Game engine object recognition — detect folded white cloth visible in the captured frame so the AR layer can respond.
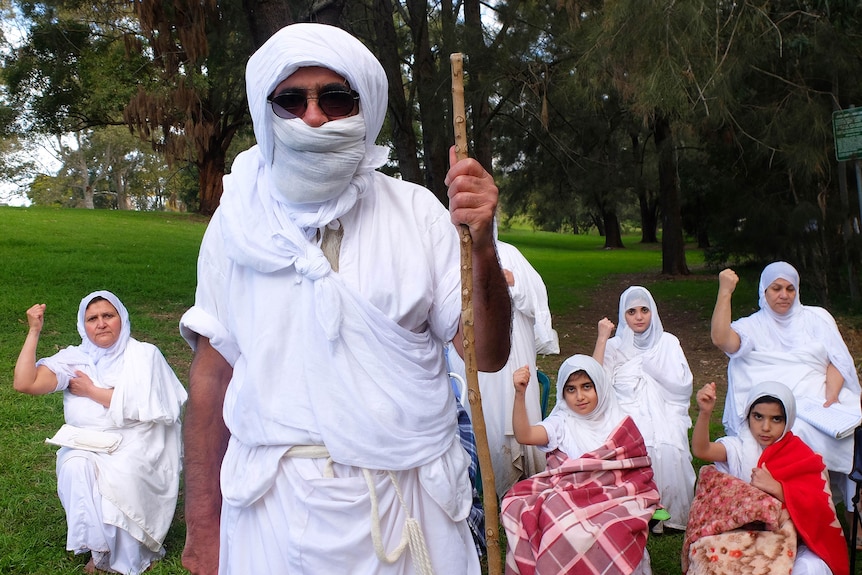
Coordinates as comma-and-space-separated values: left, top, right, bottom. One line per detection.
46, 424, 122, 453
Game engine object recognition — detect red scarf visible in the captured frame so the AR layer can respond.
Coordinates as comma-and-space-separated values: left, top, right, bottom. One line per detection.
759, 431, 848, 575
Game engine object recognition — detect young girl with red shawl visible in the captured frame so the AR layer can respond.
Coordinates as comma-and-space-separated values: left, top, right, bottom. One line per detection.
690, 380, 848, 575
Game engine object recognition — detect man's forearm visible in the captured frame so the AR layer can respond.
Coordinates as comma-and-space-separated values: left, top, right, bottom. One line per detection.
182, 338, 232, 575
470, 241, 512, 372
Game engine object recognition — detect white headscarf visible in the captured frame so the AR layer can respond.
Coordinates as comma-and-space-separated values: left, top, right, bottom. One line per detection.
758, 261, 803, 324
219, 23, 390, 276
246, 23, 388, 168
722, 380, 796, 478
218, 23, 394, 337
615, 285, 664, 354
751, 262, 857, 388
548, 354, 626, 455
37, 290, 131, 388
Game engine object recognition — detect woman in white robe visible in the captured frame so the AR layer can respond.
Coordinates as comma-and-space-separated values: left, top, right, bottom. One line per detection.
710, 261, 861, 504
593, 285, 695, 531
13, 291, 187, 574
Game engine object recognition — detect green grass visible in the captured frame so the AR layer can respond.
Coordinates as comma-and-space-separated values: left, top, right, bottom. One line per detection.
0, 207, 205, 574
0, 207, 857, 574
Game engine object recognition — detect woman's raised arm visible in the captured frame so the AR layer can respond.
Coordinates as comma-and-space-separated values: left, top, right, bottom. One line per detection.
13, 304, 59, 395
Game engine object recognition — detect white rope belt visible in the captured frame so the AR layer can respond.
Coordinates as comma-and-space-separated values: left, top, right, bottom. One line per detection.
284, 445, 434, 574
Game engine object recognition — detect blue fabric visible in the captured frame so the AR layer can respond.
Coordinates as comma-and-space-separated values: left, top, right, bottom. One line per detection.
451, 374, 486, 557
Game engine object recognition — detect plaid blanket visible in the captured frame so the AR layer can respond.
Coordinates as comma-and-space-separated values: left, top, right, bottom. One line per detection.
501, 416, 659, 575
453, 387, 485, 557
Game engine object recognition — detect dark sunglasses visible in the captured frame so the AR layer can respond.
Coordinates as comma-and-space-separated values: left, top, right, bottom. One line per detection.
268, 88, 360, 119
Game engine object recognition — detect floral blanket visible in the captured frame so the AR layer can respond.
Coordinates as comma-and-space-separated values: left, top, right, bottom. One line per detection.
500, 416, 659, 575
682, 465, 796, 575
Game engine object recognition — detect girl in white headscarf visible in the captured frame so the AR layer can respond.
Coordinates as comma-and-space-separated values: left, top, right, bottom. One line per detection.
509, 354, 658, 574
514, 354, 626, 458
692, 381, 846, 575
14, 291, 187, 575
593, 286, 695, 532
711, 262, 861, 507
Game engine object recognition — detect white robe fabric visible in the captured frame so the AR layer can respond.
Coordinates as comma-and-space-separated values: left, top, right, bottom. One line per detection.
602, 286, 695, 530
38, 291, 187, 574
447, 240, 559, 498
724, 262, 861, 477
180, 24, 479, 575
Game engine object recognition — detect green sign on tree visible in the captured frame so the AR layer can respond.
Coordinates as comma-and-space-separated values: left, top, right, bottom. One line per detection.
833, 108, 862, 162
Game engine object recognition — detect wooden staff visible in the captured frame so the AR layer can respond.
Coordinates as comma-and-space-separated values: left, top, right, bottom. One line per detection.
450, 52, 502, 575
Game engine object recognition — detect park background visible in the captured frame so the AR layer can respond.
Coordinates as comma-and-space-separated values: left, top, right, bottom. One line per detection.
2, 206, 862, 574
2, 1, 862, 573
2, 2, 862, 308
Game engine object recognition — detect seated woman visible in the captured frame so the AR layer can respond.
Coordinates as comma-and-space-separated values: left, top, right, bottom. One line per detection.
593, 285, 695, 532
710, 262, 861, 506
689, 380, 847, 575
502, 355, 660, 575
13, 291, 188, 574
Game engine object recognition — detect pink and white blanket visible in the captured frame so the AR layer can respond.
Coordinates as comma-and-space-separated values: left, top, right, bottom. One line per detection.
682, 465, 796, 575
501, 416, 660, 575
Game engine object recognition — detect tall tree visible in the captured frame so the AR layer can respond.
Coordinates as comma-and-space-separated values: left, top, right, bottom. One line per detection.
125, 0, 253, 215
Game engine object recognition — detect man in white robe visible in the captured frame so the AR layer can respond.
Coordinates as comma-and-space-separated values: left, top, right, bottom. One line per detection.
448, 239, 559, 498
178, 23, 511, 575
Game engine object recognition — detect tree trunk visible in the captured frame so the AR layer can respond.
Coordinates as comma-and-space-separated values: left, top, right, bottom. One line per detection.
696, 227, 710, 249
406, 0, 449, 201
654, 112, 689, 275
592, 213, 605, 236
242, 0, 345, 47
368, 0, 422, 186
464, 0, 493, 174
631, 133, 658, 243
638, 194, 659, 243
198, 154, 226, 216
602, 209, 625, 248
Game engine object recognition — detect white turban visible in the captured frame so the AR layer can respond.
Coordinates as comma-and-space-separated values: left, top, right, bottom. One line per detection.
246, 23, 389, 165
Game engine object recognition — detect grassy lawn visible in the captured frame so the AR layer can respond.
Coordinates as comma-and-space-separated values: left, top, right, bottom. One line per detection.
0, 207, 858, 574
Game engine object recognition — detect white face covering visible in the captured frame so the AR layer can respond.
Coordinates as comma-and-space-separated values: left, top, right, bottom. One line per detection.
270, 112, 366, 204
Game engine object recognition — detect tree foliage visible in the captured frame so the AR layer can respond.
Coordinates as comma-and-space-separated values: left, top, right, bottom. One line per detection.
124, 0, 254, 215
4, 1, 862, 297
